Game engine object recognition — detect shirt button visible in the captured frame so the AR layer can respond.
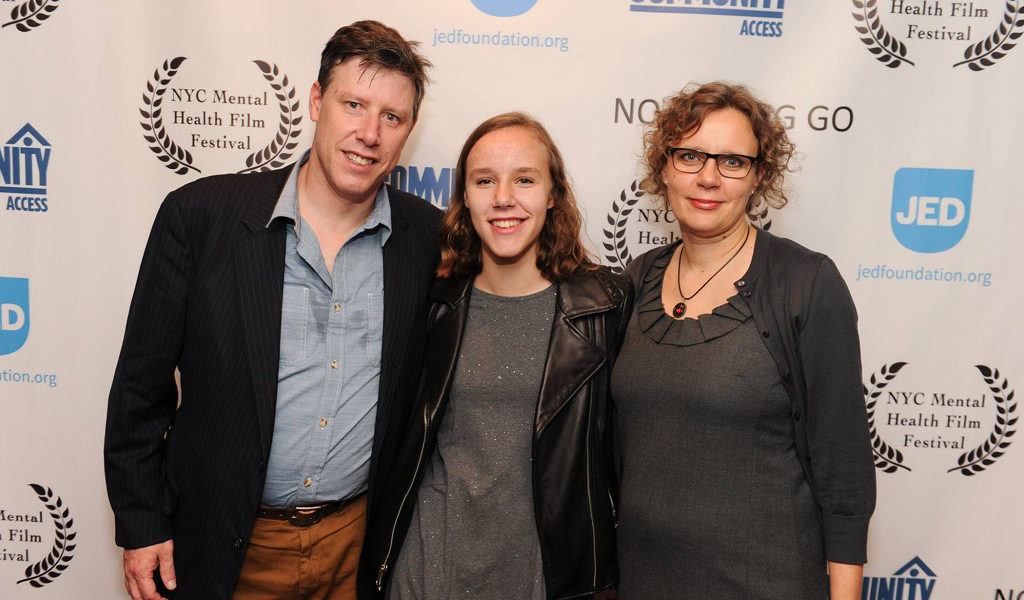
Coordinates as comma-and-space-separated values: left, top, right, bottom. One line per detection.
330, 360, 338, 370
333, 303, 341, 312
304, 477, 312, 487
234, 538, 243, 550
319, 418, 327, 428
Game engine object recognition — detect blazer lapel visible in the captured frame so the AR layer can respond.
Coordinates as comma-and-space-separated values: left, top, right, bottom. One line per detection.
373, 195, 425, 459
234, 168, 291, 456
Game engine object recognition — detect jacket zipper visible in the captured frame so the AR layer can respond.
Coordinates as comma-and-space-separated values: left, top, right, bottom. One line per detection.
584, 319, 598, 589
376, 405, 430, 591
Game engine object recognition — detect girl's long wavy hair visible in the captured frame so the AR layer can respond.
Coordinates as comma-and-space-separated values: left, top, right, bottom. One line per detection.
438, 112, 597, 280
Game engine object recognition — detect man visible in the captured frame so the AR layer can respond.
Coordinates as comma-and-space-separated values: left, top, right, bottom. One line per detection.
105, 21, 439, 600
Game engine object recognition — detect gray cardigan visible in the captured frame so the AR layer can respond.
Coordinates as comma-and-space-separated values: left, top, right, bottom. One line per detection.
625, 227, 876, 564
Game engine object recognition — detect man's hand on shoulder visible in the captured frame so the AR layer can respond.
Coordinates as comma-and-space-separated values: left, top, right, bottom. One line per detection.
124, 539, 176, 600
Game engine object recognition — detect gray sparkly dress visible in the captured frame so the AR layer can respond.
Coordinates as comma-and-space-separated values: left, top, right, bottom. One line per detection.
610, 246, 827, 600
388, 286, 555, 600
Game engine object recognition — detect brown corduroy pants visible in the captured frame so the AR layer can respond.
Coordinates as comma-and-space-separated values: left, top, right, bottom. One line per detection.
232, 495, 366, 600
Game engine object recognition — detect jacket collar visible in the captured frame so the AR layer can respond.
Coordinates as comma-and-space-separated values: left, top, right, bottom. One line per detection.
233, 167, 292, 457
426, 268, 618, 436
238, 168, 291, 232
429, 268, 618, 319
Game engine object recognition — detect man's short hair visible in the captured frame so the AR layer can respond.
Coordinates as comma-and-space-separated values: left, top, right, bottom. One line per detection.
318, 20, 432, 121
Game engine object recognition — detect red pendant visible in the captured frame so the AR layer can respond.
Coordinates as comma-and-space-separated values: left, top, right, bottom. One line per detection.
672, 302, 686, 318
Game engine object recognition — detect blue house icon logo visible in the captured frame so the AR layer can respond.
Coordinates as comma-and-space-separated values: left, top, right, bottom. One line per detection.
863, 556, 937, 600
2, 123, 51, 213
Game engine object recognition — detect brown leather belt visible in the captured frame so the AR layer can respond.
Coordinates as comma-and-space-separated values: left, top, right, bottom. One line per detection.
257, 494, 361, 527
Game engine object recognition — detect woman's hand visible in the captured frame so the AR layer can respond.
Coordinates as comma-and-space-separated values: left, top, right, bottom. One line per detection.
828, 561, 863, 600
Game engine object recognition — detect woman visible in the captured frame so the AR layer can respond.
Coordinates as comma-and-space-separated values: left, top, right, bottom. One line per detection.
611, 82, 875, 600
361, 112, 632, 599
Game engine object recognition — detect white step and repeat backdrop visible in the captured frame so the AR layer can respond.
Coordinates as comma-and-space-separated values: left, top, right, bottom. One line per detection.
1, 1, 1022, 598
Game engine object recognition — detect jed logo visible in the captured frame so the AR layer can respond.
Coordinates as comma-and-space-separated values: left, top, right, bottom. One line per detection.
2, 123, 51, 213
891, 168, 973, 253
862, 556, 936, 600
471, 0, 538, 17
0, 277, 30, 356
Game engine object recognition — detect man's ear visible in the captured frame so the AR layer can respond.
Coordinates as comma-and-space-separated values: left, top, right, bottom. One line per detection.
309, 81, 323, 122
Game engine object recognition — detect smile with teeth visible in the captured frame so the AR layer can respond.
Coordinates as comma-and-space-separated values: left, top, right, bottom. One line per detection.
490, 218, 525, 229
345, 152, 375, 166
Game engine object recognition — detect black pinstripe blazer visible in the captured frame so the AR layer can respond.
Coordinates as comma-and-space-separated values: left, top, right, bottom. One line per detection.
104, 165, 442, 599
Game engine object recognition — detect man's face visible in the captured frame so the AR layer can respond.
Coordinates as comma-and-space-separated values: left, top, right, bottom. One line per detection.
308, 56, 417, 206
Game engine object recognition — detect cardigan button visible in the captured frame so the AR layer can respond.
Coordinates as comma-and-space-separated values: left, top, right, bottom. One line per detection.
761, 331, 770, 338
793, 412, 802, 421
742, 290, 752, 298
736, 280, 746, 288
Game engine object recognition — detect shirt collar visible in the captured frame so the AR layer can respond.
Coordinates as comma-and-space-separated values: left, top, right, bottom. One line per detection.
267, 149, 393, 247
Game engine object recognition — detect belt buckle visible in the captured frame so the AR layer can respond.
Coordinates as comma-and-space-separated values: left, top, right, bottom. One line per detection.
289, 508, 322, 527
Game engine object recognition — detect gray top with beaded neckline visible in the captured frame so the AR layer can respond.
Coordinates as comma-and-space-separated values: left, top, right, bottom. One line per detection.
620, 229, 875, 566
612, 247, 826, 599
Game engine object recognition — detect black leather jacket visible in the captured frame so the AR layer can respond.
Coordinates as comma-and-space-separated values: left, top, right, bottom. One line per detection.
358, 267, 633, 600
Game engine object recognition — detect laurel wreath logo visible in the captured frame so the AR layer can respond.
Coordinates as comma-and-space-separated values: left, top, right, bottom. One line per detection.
863, 362, 912, 473
2, 0, 59, 32
954, 1, 1024, 71
851, 0, 915, 68
140, 57, 201, 175
15, 484, 76, 588
238, 61, 303, 174
749, 197, 773, 232
949, 365, 1017, 475
602, 180, 644, 273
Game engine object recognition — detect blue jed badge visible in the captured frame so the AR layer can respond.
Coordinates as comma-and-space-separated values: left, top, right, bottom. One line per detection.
0, 277, 30, 356
471, 0, 538, 17
891, 168, 973, 253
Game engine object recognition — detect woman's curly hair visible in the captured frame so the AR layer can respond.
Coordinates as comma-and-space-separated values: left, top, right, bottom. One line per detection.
641, 81, 795, 217
438, 112, 596, 280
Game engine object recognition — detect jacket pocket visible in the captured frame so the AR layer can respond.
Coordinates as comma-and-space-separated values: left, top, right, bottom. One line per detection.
160, 464, 180, 517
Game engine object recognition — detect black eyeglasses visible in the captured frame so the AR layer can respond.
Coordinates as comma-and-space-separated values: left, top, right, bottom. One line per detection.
666, 147, 758, 179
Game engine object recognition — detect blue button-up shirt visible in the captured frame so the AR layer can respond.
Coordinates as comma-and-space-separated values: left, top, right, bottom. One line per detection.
261, 150, 391, 507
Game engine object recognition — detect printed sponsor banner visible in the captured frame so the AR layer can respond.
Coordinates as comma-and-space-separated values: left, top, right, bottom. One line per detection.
2, 124, 51, 214
0, 278, 29, 356
0, 484, 76, 590
139, 57, 302, 176
0, 0, 60, 33
851, 0, 1023, 70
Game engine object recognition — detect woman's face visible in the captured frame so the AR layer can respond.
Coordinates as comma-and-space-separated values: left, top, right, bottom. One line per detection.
662, 107, 760, 239
464, 126, 554, 271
